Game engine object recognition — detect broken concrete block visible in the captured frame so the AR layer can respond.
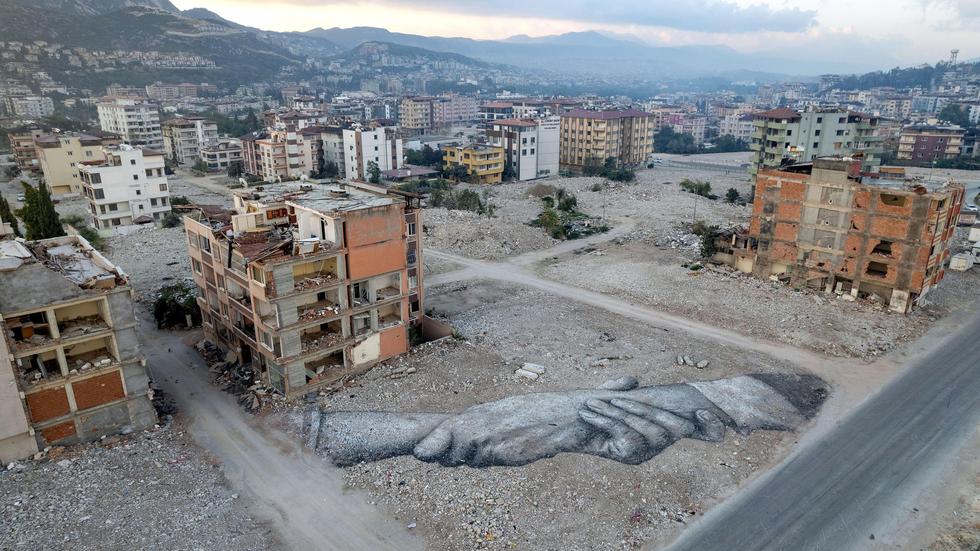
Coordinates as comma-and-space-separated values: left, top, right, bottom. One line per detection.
683, 356, 695, 366
696, 360, 709, 369
521, 363, 545, 375
676, 355, 684, 365
80, 362, 92, 370
514, 368, 539, 380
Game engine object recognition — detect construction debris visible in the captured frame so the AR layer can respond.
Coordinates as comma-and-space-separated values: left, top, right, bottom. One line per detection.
195, 340, 276, 412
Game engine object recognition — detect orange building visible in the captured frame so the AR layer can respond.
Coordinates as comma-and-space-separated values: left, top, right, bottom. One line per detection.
744, 158, 963, 313
183, 181, 423, 396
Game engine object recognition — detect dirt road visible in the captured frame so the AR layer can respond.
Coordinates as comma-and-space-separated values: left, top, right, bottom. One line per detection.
138, 314, 422, 551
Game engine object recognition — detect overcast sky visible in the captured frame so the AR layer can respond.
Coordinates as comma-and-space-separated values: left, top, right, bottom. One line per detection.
172, 0, 978, 70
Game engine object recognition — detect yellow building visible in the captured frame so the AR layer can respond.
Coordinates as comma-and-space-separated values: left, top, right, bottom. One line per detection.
441, 143, 505, 184
36, 132, 120, 195
559, 109, 654, 172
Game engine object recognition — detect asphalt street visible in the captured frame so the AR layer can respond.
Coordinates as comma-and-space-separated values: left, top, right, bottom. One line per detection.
660, 310, 980, 551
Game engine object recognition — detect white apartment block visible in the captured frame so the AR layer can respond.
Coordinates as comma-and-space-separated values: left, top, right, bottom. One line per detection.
719, 113, 755, 142
487, 117, 560, 181
78, 145, 171, 234
343, 125, 403, 181
200, 139, 243, 171
162, 116, 218, 165
4, 95, 54, 118
97, 98, 163, 150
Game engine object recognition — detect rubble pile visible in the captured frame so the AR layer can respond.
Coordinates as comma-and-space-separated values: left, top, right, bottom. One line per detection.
423, 207, 558, 260
58, 315, 108, 339
0, 424, 273, 551
104, 227, 193, 302
298, 304, 342, 322
195, 340, 276, 412
294, 274, 336, 291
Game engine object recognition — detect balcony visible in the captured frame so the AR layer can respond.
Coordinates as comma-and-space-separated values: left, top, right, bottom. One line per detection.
300, 319, 345, 353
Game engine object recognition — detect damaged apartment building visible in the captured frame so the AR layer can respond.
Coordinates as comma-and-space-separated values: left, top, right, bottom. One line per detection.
182, 180, 423, 396
0, 236, 156, 463
716, 158, 963, 313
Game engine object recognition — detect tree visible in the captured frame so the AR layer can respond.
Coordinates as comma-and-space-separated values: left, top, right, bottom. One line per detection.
0, 195, 21, 237
226, 160, 244, 178
938, 104, 971, 127
19, 181, 65, 240
323, 160, 339, 178
192, 158, 209, 173
4, 165, 21, 179
367, 161, 381, 184
725, 188, 740, 203
680, 179, 713, 198
654, 127, 699, 154
712, 135, 751, 153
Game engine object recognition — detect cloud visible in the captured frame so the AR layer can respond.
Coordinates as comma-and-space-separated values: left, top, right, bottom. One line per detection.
917, 0, 980, 29
247, 0, 818, 33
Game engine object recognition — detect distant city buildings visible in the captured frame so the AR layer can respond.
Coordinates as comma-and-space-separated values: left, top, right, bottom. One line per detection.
398, 94, 478, 134
559, 109, 654, 172
8, 128, 45, 174
749, 107, 882, 175
162, 116, 219, 166
3, 95, 54, 118
35, 131, 121, 195
897, 123, 966, 164
97, 98, 163, 150
342, 124, 403, 181
441, 143, 505, 184
77, 145, 172, 233
486, 117, 560, 181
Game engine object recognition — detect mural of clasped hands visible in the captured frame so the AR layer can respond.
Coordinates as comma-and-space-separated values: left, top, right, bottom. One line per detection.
318, 373, 829, 468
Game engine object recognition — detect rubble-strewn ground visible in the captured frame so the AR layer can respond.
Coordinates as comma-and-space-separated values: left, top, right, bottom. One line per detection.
536, 241, 980, 358
103, 226, 193, 302
304, 280, 814, 551
422, 166, 752, 260
0, 422, 277, 551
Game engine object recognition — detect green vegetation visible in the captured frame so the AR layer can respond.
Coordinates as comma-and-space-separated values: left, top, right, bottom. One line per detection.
654, 127, 699, 154
405, 145, 443, 167
170, 195, 192, 206
226, 160, 244, 178
725, 188, 740, 203
837, 62, 980, 91
192, 158, 209, 173
153, 282, 201, 329
18, 181, 65, 240
367, 161, 381, 184
4, 165, 21, 179
680, 178, 715, 199
61, 214, 104, 249
412, 179, 496, 217
162, 212, 183, 228
937, 104, 971, 128
530, 187, 608, 240
583, 157, 635, 182
0, 195, 21, 237
691, 221, 720, 259
711, 135, 752, 153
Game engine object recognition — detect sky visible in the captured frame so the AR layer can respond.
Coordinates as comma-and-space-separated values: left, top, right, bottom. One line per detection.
171, 0, 979, 69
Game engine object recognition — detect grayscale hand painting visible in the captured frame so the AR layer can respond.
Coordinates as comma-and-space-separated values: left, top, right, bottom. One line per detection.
316, 373, 829, 468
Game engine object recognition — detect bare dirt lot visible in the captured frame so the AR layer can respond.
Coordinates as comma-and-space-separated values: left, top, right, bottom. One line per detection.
0, 421, 276, 551
302, 280, 817, 551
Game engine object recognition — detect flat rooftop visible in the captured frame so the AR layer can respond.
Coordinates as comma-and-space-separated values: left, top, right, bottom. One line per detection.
235, 182, 398, 214
0, 236, 127, 314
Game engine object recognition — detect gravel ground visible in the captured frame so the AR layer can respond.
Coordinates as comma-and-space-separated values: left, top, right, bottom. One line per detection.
0, 422, 276, 551
537, 239, 980, 358
102, 226, 193, 302
421, 166, 752, 261
304, 280, 814, 551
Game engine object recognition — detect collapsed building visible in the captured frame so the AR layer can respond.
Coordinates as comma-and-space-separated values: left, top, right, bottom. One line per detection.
0, 236, 157, 463
182, 180, 424, 397
716, 158, 964, 313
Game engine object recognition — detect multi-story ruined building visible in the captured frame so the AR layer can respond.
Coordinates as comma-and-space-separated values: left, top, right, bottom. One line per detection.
0, 236, 157, 463
743, 158, 963, 313
182, 181, 424, 396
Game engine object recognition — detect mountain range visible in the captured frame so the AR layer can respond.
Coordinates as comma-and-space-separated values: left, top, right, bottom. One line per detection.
0, 0, 924, 87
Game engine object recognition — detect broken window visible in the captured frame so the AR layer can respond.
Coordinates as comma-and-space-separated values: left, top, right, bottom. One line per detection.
871, 241, 893, 257
866, 261, 888, 278
880, 194, 907, 207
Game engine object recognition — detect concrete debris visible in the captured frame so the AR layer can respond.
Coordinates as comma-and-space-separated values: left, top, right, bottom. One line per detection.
696, 360, 710, 369
0, 423, 272, 550
521, 363, 546, 375
514, 368, 539, 380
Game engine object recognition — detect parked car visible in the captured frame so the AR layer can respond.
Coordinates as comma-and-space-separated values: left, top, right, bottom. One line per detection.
16, 194, 25, 202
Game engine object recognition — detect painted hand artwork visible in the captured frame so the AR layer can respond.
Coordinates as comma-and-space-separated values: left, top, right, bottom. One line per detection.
317, 374, 828, 468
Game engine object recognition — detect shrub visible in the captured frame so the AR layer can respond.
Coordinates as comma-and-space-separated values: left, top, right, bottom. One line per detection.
528, 183, 558, 198
153, 282, 201, 329
162, 212, 182, 228
725, 188, 740, 203
170, 195, 192, 206
680, 178, 713, 198
590, 183, 603, 192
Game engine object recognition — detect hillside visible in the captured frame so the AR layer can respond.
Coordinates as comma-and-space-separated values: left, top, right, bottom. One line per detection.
334, 41, 494, 68
0, 1, 305, 87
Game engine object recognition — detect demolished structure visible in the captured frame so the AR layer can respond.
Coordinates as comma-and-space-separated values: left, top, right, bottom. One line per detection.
182, 180, 424, 396
719, 158, 964, 313
0, 236, 157, 463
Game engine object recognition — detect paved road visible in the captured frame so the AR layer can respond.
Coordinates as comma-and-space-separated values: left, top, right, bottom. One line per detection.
139, 314, 421, 551
659, 311, 980, 551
